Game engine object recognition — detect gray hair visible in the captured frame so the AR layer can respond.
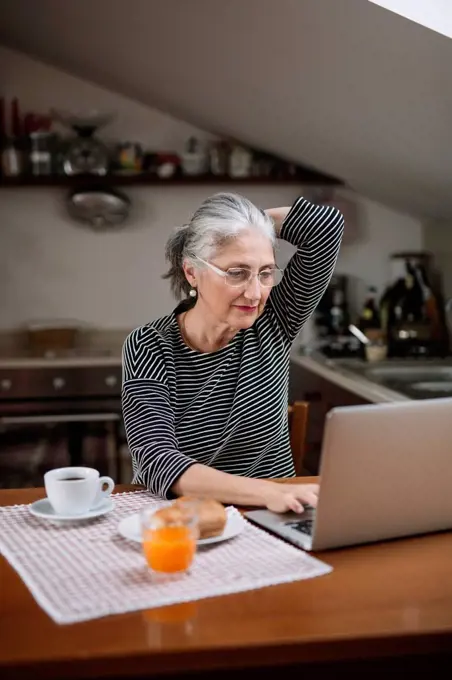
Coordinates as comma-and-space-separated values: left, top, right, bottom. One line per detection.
163, 192, 275, 299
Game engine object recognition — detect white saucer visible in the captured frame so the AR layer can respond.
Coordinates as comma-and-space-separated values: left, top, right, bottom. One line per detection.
118, 508, 244, 546
29, 497, 114, 523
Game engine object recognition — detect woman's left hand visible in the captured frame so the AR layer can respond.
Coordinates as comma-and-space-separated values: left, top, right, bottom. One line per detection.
264, 207, 291, 237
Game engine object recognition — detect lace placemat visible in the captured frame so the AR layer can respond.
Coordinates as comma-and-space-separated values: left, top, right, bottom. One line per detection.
0, 491, 332, 624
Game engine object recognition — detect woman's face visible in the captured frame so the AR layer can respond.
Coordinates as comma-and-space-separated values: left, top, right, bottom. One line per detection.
186, 230, 275, 329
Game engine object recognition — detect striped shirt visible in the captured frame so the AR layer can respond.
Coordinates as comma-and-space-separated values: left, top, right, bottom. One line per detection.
122, 197, 344, 497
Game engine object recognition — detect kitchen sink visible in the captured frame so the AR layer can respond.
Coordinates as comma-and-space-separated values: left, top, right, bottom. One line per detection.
364, 365, 452, 383
410, 381, 452, 393
328, 358, 452, 399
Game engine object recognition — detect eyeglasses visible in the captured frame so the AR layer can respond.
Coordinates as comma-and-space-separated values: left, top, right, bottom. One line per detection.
196, 257, 283, 288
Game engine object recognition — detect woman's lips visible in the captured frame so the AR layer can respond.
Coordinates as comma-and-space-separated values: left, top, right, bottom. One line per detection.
234, 305, 258, 313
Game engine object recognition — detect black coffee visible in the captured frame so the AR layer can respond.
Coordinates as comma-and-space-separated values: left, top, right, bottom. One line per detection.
59, 476, 85, 481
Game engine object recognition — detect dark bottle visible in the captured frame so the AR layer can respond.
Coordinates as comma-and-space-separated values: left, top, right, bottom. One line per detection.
329, 287, 349, 336
380, 254, 446, 357
399, 262, 424, 323
1, 98, 24, 177
359, 286, 380, 331
415, 262, 449, 352
414, 264, 440, 335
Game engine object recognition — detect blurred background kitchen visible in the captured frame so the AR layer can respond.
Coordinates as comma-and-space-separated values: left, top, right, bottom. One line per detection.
1, 0, 452, 488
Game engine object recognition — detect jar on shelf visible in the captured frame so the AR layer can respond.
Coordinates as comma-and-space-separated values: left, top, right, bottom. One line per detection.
1, 139, 23, 177
209, 141, 229, 176
181, 137, 208, 176
228, 144, 252, 178
30, 131, 53, 176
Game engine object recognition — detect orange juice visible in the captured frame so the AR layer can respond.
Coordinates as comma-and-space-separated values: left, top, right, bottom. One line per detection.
143, 525, 196, 573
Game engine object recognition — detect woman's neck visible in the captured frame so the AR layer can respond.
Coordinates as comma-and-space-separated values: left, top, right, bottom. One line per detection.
179, 303, 238, 353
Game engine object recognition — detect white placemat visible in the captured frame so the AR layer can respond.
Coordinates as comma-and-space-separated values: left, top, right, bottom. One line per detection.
0, 491, 332, 624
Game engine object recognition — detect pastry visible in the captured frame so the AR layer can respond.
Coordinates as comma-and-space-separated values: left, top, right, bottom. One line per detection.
175, 496, 227, 539
151, 497, 227, 539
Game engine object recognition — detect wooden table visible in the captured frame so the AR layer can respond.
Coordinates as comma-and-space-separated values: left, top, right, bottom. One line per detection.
1, 481, 452, 679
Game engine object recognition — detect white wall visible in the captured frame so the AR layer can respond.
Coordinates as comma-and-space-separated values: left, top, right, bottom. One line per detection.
0, 185, 302, 330
0, 48, 423, 330
369, 0, 452, 40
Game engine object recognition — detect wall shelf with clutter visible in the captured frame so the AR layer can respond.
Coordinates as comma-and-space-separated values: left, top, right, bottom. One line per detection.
0, 99, 343, 188
0, 98, 343, 229
0, 171, 342, 188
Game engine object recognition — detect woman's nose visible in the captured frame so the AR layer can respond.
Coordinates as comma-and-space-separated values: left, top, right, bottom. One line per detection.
243, 274, 261, 299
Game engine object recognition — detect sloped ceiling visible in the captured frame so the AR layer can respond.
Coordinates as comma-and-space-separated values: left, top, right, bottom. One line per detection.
0, 0, 451, 219
370, 0, 452, 40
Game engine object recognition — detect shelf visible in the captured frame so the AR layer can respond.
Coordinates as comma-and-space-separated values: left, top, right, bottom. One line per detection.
0, 171, 343, 188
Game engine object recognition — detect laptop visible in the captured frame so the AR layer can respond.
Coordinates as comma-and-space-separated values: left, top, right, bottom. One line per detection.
246, 397, 452, 551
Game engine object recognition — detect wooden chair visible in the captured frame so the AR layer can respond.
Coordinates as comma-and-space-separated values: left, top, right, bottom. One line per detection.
288, 401, 309, 476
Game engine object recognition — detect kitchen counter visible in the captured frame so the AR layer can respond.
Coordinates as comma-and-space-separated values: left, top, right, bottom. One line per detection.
0, 329, 126, 369
0, 327, 446, 403
0, 354, 122, 369
290, 350, 410, 403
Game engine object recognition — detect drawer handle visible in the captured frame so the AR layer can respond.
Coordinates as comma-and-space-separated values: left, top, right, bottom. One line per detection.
53, 377, 66, 391
105, 375, 118, 388
0, 379, 12, 391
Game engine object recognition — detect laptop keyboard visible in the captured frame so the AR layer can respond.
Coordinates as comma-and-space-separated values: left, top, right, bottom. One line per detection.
285, 518, 314, 536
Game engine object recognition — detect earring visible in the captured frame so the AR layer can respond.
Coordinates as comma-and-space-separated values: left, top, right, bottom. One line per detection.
189, 287, 197, 298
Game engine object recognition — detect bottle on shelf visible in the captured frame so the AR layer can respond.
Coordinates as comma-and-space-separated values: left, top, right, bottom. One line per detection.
329, 286, 349, 336
1, 97, 24, 178
380, 253, 448, 357
358, 286, 381, 332
414, 262, 445, 343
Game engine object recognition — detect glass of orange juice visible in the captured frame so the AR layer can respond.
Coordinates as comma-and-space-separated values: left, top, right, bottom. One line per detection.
141, 502, 198, 574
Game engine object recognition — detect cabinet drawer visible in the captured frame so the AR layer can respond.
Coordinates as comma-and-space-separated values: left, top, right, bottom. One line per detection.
0, 367, 122, 400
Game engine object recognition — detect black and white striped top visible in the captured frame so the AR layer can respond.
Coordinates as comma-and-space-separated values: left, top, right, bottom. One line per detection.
122, 197, 344, 497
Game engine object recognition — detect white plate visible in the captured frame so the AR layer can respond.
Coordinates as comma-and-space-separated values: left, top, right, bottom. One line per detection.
29, 497, 114, 523
118, 508, 244, 546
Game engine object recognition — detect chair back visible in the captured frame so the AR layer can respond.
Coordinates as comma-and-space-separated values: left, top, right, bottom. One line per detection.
288, 401, 309, 476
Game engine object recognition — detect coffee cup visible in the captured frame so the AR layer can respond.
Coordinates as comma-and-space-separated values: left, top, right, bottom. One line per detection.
44, 467, 115, 516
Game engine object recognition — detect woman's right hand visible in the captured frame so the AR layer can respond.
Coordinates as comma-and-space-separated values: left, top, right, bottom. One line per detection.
263, 483, 319, 514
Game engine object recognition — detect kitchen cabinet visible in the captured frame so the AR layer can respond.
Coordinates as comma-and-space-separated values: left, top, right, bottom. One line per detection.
289, 360, 371, 474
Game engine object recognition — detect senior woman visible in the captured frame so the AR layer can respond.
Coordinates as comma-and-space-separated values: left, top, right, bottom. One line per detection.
122, 192, 344, 513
